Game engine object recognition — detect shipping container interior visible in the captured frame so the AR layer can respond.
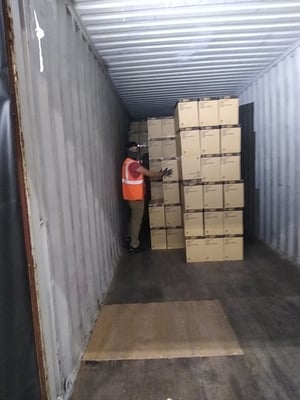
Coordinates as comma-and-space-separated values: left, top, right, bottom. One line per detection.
2, 0, 300, 399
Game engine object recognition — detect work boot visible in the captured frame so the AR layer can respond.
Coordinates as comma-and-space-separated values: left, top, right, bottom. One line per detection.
129, 245, 146, 255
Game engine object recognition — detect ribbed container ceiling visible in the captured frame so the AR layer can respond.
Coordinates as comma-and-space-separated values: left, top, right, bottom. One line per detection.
73, 0, 300, 118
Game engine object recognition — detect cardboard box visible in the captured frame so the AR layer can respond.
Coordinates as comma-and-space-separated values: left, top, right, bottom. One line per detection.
181, 182, 203, 210
200, 127, 220, 155
163, 182, 180, 204
205, 237, 224, 261
223, 182, 244, 208
198, 98, 219, 126
165, 205, 182, 228
147, 118, 162, 139
180, 156, 201, 180
220, 126, 241, 153
161, 159, 179, 182
149, 203, 165, 228
139, 132, 148, 145
219, 97, 239, 125
184, 211, 204, 237
139, 120, 148, 132
149, 159, 162, 170
150, 181, 164, 202
148, 139, 162, 160
129, 121, 139, 132
151, 229, 167, 250
128, 132, 139, 143
176, 129, 200, 156
203, 183, 223, 209
223, 210, 243, 235
204, 211, 224, 236
174, 100, 199, 131
162, 138, 177, 158
161, 117, 175, 137
221, 155, 241, 181
185, 238, 206, 262
167, 228, 185, 249
224, 236, 243, 260
201, 156, 221, 182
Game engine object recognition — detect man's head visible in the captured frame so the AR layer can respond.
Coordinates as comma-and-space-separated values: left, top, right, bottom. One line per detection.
127, 141, 139, 160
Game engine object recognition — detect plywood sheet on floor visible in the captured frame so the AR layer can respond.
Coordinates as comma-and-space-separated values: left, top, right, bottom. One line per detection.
83, 300, 243, 361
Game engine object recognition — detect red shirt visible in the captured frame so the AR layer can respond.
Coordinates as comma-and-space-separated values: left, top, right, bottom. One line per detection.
128, 161, 141, 179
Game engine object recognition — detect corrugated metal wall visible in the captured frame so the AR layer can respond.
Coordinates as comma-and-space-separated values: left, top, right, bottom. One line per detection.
8, 0, 128, 398
239, 42, 300, 266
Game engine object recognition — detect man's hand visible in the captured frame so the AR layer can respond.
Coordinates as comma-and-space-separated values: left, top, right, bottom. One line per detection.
160, 167, 173, 177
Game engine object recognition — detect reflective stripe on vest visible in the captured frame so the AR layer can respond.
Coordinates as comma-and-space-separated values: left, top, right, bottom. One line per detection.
122, 158, 144, 200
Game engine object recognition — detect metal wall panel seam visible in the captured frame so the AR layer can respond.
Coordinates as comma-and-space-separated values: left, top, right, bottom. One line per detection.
286, 53, 297, 259
59, 1, 85, 349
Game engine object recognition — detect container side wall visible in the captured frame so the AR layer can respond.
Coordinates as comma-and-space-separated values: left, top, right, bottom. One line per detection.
240, 43, 300, 266
8, 0, 129, 398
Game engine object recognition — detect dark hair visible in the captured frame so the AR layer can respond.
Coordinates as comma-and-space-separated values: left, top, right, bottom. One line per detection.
127, 141, 138, 149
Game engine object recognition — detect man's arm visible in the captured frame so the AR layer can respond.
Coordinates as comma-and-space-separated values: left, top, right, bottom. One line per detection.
136, 165, 162, 178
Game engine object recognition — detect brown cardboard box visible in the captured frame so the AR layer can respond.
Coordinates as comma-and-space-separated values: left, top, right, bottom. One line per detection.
176, 129, 200, 156
174, 100, 199, 131
167, 228, 185, 249
149, 159, 162, 170
148, 139, 163, 159
162, 138, 177, 158
223, 182, 244, 208
150, 181, 164, 202
163, 182, 180, 204
201, 156, 221, 182
184, 211, 204, 237
165, 205, 182, 228
147, 118, 162, 139
161, 159, 179, 182
219, 97, 239, 125
224, 236, 243, 260
220, 126, 241, 153
180, 156, 201, 180
203, 183, 223, 209
149, 203, 165, 228
139, 132, 148, 145
161, 117, 175, 137
221, 155, 241, 181
185, 238, 206, 262
200, 127, 220, 155
181, 182, 203, 210
204, 211, 224, 236
151, 229, 167, 250
223, 210, 243, 235
128, 132, 139, 143
198, 99, 219, 126
205, 237, 224, 261
139, 120, 148, 132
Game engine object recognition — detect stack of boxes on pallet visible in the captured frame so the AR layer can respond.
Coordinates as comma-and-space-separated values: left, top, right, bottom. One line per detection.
147, 117, 185, 250
128, 119, 148, 159
174, 96, 244, 262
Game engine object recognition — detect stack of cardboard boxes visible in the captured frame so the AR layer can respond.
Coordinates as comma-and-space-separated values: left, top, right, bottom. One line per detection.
147, 117, 185, 250
174, 96, 244, 262
128, 119, 148, 159
129, 96, 244, 262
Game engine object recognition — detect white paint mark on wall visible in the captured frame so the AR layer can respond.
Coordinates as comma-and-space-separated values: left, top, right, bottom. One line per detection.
34, 10, 45, 72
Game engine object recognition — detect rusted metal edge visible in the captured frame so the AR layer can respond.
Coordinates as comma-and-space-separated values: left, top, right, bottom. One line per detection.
2, 1, 49, 399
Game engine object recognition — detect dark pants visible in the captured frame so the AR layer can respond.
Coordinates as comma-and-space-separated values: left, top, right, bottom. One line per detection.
128, 200, 145, 248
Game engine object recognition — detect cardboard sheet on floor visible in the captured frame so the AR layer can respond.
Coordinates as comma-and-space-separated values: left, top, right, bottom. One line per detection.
83, 300, 243, 361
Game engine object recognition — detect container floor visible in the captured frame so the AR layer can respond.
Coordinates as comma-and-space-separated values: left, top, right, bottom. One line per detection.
71, 240, 300, 400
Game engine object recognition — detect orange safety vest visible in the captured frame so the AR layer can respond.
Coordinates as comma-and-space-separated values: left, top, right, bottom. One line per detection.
122, 158, 144, 200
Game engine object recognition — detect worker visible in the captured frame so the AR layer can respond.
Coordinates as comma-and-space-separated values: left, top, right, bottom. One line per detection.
122, 141, 172, 254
